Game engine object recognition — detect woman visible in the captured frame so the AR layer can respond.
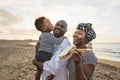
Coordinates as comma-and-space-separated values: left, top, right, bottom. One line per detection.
68, 23, 97, 80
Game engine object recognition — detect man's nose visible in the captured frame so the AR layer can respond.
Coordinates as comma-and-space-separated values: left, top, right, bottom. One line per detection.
56, 26, 61, 30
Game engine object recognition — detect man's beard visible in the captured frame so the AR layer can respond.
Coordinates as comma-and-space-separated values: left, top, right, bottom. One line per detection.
54, 33, 64, 38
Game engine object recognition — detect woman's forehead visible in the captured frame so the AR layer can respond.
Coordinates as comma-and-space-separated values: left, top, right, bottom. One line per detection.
76, 29, 85, 33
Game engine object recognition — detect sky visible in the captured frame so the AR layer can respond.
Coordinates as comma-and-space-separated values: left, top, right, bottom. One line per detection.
0, 0, 120, 43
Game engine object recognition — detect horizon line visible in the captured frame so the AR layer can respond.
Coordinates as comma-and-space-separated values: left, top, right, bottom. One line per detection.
0, 39, 120, 43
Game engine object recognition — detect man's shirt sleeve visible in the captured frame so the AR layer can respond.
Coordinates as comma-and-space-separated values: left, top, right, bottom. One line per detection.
43, 38, 71, 75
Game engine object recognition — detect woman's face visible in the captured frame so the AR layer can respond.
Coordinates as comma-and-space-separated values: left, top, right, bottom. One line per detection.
73, 30, 86, 46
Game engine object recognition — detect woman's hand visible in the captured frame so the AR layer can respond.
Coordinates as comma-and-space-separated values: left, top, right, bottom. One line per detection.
72, 49, 82, 64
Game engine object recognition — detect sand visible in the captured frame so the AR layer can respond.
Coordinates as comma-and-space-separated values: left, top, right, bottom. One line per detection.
0, 40, 120, 80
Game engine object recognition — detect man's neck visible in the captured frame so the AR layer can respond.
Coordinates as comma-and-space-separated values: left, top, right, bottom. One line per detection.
56, 35, 64, 38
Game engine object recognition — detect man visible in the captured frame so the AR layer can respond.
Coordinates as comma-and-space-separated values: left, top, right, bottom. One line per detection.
33, 20, 71, 80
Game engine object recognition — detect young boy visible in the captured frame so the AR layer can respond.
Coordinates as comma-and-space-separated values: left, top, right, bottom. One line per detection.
34, 16, 64, 80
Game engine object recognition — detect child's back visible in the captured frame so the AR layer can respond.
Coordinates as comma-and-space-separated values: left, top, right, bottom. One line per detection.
36, 32, 64, 62
38, 32, 64, 54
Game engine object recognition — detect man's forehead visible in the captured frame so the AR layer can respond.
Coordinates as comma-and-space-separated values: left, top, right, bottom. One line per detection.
57, 21, 65, 24
55, 22, 66, 29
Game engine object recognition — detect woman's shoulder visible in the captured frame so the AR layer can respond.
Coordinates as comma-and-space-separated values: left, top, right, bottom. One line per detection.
82, 51, 97, 65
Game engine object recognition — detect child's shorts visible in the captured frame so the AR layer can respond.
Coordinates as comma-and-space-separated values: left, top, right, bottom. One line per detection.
35, 50, 53, 62
35, 50, 53, 70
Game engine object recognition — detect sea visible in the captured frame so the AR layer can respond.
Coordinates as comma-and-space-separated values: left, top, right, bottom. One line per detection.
93, 43, 120, 62
29, 42, 120, 62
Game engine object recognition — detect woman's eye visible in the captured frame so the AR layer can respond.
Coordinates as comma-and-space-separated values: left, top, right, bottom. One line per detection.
78, 32, 82, 35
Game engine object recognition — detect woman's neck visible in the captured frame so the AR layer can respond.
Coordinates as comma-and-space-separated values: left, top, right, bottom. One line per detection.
76, 44, 86, 49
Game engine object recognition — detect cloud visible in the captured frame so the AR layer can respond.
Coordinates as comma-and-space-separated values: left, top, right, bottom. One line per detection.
0, 9, 23, 27
0, 0, 42, 6
0, 27, 40, 40
0, 29, 4, 34
109, 0, 120, 6
6, 28, 39, 35
0, 0, 119, 42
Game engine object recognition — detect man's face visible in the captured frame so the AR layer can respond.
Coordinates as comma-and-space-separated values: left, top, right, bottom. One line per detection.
53, 21, 67, 37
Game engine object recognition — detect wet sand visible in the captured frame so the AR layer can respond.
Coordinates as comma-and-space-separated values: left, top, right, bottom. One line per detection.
0, 40, 120, 80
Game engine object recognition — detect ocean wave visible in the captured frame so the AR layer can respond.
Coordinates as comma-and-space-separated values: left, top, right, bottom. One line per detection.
93, 48, 120, 54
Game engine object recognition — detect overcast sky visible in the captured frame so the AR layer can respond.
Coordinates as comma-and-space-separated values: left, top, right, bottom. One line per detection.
0, 0, 120, 43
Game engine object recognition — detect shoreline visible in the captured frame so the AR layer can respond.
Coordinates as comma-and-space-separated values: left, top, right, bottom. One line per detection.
98, 59, 120, 68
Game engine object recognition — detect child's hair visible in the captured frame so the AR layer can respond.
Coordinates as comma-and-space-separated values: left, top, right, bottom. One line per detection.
34, 16, 46, 31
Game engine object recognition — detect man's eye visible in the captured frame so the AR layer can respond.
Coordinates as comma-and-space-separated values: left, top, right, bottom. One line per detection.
61, 25, 65, 28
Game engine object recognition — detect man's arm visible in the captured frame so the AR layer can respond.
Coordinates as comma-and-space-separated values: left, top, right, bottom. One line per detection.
43, 38, 71, 75
35, 41, 40, 54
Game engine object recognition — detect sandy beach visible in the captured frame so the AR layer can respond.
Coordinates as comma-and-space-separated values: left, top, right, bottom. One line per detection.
0, 40, 120, 80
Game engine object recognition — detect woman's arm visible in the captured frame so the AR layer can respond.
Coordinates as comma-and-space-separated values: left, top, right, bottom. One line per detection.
73, 51, 95, 80
75, 63, 95, 80
73, 51, 86, 80
83, 64, 95, 80
75, 62, 87, 80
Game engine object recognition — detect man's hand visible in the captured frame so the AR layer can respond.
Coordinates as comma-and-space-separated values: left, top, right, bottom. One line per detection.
59, 48, 75, 60
46, 74, 55, 80
35, 41, 40, 54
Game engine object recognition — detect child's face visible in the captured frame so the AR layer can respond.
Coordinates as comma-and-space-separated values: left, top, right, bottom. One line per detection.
53, 21, 67, 37
42, 18, 53, 32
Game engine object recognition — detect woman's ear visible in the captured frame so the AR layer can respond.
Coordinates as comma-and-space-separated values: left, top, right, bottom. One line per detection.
85, 38, 89, 44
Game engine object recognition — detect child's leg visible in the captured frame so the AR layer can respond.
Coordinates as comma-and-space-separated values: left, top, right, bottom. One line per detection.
46, 74, 55, 80
35, 68, 43, 80
33, 60, 55, 80
33, 59, 43, 69
33, 59, 43, 80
